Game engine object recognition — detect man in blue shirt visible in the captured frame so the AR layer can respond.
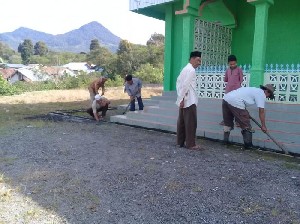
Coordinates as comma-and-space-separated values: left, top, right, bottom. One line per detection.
124, 75, 144, 111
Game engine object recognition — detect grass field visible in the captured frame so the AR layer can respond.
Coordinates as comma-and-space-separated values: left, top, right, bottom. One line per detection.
0, 86, 163, 131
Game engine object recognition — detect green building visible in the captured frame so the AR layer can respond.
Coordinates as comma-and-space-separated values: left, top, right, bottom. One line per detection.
111, 0, 300, 154
130, 0, 300, 103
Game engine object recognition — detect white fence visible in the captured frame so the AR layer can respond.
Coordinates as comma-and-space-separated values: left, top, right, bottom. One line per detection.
129, 0, 175, 10
196, 64, 300, 104
196, 64, 251, 99
264, 64, 300, 103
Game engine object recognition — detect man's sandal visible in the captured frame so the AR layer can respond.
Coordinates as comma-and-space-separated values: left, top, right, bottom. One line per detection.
187, 145, 205, 150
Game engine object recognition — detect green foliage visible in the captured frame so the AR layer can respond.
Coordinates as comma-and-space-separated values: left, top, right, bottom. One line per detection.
117, 40, 135, 75
0, 42, 16, 62
7, 54, 22, 64
0, 32, 165, 94
147, 44, 164, 67
19, 39, 34, 65
13, 80, 58, 92
90, 39, 100, 51
103, 54, 118, 78
105, 75, 124, 87
146, 33, 165, 46
131, 45, 148, 70
86, 46, 113, 69
34, 41, 48, 56
0, 76, 17, 95
30, 55, 52, 65
10, 72, 125, 94
29, 51, 87, 66
60, 72, 101, 89
117, 40, 132, 55
134, 63, 163, 84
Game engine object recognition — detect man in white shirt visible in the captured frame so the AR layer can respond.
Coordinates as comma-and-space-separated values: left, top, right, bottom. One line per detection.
222, 84, 275, 149
176, 51, 202, 150
86, 94, 110, 121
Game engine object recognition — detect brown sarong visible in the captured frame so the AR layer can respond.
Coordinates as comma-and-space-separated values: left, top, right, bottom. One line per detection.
177, 104, 197, 148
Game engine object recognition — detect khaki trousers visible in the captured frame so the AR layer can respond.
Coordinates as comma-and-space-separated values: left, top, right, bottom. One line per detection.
177, 104, 197, 148
222, 100, 252, 131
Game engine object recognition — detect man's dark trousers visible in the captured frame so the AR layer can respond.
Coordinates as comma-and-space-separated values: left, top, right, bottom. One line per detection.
130, 96, 144, 111
177, 104, 197, 148
86, 104, 108, 118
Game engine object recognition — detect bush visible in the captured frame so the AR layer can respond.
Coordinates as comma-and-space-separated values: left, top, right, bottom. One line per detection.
0, 76, 17, 95
134, 63, 163, 84
13, 80, 58, 92
105, 75, 124, 87
8, 73, 126, 95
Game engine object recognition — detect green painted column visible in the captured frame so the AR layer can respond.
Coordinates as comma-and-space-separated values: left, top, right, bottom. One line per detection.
163, 0, 201, 90
249, 0, 274, 87
163, 6, 174, 91
179, 0, 200, 67
180, 14, 196, 67
173, 0, 200, 90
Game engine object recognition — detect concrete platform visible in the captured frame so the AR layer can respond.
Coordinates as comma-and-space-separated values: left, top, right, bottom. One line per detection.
111, 91, 300, 155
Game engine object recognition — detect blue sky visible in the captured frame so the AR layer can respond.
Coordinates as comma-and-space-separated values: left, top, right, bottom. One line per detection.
0, 0, 165, 45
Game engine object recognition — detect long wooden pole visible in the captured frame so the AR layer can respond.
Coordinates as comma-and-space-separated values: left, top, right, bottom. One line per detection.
249, 116, 289, 155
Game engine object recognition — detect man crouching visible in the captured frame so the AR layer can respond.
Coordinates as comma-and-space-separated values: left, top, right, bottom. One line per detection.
86, 94, 110, 121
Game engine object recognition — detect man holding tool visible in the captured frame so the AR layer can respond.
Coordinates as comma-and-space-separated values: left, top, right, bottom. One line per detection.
124, 75, 144, 112
222, 84, 275, 149
88, 75, 108, 102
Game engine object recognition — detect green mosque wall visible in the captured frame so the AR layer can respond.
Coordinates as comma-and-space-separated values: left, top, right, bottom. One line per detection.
266, 0, 300, 64
146, 0, 300, 90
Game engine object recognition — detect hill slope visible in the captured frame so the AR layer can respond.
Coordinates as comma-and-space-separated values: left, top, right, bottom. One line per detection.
0, 21, 121, 53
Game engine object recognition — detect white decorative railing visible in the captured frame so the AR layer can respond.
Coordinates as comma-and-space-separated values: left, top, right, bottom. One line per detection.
195, 64, 300, 104
264, 64, 300, 103
196, 64, 251, 99
129, 0, 175, 10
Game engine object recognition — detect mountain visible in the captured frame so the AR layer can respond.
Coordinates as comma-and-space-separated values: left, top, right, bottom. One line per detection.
0, 21, 121, 53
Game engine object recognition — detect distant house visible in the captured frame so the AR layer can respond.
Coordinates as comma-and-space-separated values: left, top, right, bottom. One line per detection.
9, 68, 49, 83
62, 62, 95, 74
41, 66, 76, 78
5, 64, 26, 69
1, 63, 96, 83
0, 68, 17, 82
13, 68, 39, 83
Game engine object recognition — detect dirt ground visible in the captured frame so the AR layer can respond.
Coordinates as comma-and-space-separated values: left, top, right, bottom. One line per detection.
0, 87, 300, 224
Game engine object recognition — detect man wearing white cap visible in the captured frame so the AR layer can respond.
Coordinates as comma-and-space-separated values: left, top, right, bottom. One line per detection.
222, 84, 275, 149
86, 94, 110, 121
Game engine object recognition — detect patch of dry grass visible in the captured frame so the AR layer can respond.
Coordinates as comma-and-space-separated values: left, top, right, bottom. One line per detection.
0, 86, 162, 105
0, 86, 163, 132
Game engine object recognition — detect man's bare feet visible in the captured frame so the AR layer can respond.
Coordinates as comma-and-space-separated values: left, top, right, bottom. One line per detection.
187, 145, 205, 150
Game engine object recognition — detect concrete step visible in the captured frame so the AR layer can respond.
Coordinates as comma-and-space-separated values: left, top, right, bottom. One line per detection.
110, 114, 297, 154
122, 106, 300, 142
150, 96, 177, 102
110, 114, 177, 133
117, 99, 159, 110
111, 94, 300, 155
122, 110, 300, 144
154, 108, 299, 129
162, 91, 176, 97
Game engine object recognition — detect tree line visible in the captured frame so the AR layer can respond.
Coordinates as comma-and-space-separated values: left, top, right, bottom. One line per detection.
0, 33, 165, 84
